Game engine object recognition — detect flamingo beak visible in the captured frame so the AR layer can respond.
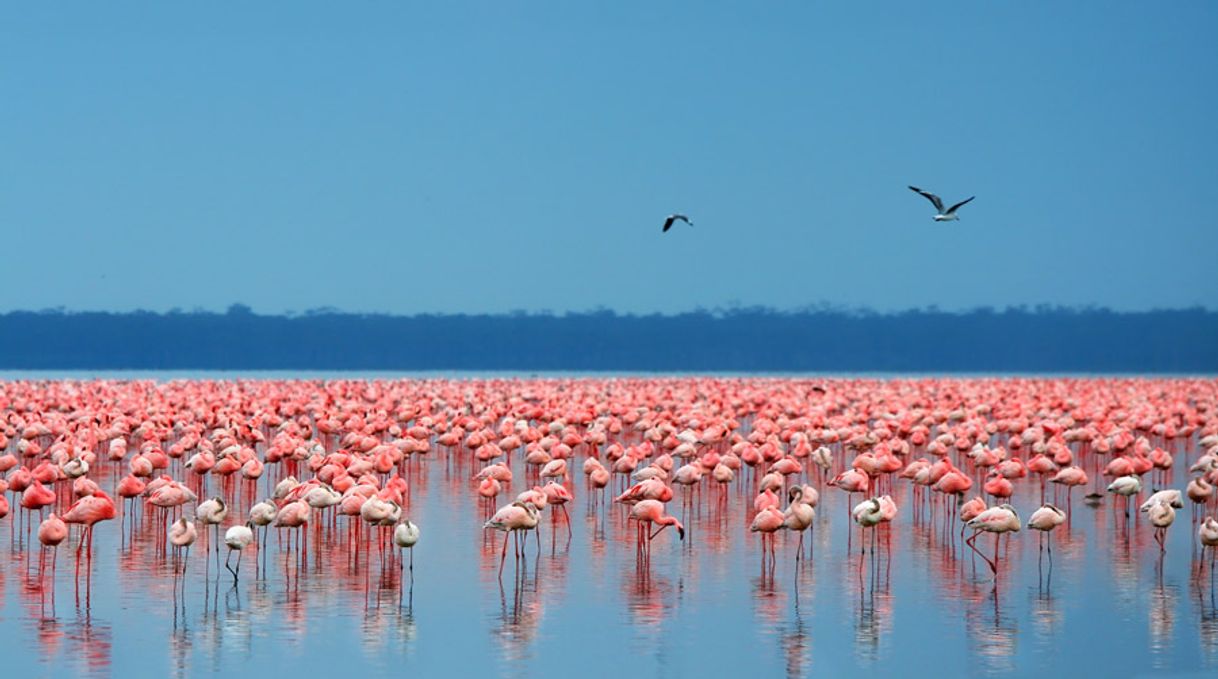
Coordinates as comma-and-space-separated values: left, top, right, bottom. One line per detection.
677, 526, 685, 541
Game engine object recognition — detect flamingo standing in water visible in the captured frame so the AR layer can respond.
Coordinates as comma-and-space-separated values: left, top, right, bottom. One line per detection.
1187, 477, 1213, 522
541, 481, 574, 544
393, 519, 420, 574
1049, 466, 1088, 510
629, 499, 684, 558
484, 500, 540, 577
750, 506, 784, 563
851, 497, 884, 554
393, 518, 420, 606
1145, 501, 1175, 553
195, 497, 228, 569
964, 504, 1020, 578
1027, 504, 1065, 561
62, 491, 117, 564
830, 470, 871, 538
21, 480, 57, 536
168, 517, 197, 573
1200, 517, 1218, 573
274, 499, 312, 563
783, 486, 816, 561
1107, 475, 1142, 522
224, 521, 255, 582
249, 499, 278, 550
37, 512, 68, 573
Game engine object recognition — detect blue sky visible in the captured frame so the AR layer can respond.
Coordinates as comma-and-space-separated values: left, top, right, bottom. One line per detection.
2, 2, 1215, 314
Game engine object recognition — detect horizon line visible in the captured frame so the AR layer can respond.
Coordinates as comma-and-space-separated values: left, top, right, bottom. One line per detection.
1, 303, 1215, 319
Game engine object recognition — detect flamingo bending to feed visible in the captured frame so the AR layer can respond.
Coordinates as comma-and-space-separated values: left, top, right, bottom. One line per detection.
629, 499, 684, 557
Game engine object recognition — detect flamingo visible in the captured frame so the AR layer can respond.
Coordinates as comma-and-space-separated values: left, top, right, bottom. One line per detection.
851, 498, 884, 554
750, 506, 784, 563
629, 499, 684, 557
224, 521, 255, 582
964, 504, 1020, 578
783, 486, 816, 561
1027, 504, 1065, 562
168, 517, 197, 572
484, 501, 540, 577
1200, 517, 1218, 573
249, 498, 278, 548
62, 491, 117, 564
1145, 501, 1175, 552
195, 497, 228, 559
37, 512, 68, 573
393, 519, 420, 573
1106, 475, 1142, 518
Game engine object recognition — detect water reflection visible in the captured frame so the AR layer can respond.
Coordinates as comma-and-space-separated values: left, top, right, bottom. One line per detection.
955, 580, 1016, 675
1149, 581, 1178, 668
492, 557, 544, 666
1196, 579, 1218, 665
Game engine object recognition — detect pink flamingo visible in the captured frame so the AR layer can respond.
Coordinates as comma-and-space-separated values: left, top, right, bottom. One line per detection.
629, 499, 684, 558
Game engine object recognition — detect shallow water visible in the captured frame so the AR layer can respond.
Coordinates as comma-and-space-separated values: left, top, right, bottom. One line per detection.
2, 416, 1218, 678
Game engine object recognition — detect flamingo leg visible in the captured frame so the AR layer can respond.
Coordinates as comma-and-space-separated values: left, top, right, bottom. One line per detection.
965, 531, 996, 574
498, 530, 509, 578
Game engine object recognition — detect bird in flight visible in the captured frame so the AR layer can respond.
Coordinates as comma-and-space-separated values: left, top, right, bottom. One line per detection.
908, 186, 974, 222
662, 214, 693, 233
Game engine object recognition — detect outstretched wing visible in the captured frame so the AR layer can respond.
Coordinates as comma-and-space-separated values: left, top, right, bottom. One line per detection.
662, 216, 676, 232
945, 196, 975, 215
908, 186, 944, 213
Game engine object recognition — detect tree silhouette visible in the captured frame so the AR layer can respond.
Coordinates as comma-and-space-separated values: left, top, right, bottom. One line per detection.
0, 306, 1213, 371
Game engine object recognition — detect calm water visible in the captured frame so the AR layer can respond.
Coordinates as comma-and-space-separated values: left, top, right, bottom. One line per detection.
2, 382, 1217, 678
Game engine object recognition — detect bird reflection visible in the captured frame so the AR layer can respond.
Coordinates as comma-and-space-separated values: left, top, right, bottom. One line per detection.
63, 612, 113, 677
493, 556, 543, 664
624, 565, 673, 630
1195, 579, 1218, 665
1148, 581, 1178, 666
1030, 585, 1063, 643
852, 546, 894, 667
780, 602, 812, 679
964, 592, 1018, 675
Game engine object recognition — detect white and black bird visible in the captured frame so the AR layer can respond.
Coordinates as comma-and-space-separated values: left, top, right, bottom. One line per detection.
908, 186, 974, 221
661, 214, 693, 233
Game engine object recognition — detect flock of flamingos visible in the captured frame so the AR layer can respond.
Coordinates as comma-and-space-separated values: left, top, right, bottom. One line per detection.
2, 377, 1218, 608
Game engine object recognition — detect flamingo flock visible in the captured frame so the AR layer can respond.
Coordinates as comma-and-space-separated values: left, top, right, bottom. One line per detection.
1, 376, 1218, 604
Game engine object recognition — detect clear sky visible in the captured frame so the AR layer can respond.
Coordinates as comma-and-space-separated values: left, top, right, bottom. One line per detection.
3, 2, 1216, 314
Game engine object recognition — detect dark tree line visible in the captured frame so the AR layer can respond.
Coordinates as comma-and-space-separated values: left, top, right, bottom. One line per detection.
0, 305, 1215, 372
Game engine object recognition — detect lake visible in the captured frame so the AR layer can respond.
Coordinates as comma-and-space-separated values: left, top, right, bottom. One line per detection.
1, 376, 1216, 678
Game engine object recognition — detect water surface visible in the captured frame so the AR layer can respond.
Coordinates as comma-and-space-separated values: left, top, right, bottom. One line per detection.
1, 380, 1216, 678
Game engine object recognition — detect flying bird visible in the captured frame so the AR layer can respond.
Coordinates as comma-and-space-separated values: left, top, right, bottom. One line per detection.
908, 186, 974, 221
662, 214, 693, 233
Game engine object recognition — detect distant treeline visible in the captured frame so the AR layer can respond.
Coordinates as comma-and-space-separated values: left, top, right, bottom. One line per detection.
1, 305, 1215, 372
